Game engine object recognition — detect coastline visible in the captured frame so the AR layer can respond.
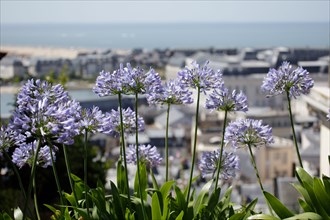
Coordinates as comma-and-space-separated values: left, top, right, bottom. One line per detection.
0, 45, 91, 59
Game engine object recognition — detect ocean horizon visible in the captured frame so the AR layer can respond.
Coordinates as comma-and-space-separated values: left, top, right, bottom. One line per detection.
1, 22, 329, 50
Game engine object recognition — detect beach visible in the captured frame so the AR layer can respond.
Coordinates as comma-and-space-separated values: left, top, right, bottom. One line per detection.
0, 45, 90, 59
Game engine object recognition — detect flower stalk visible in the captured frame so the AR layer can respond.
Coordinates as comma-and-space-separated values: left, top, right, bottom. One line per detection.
247, 144, 273, 215
286, 92, 303, 168
187, 86, 200, 202
84, 130, 90, 219
135, 92, 147, 220
118, 93, 131, 208
23, 139, 41, 220
165, 102, 171, 182
214, 110, 228, 190
48, 142, 65, 209
62, 144, 78, 206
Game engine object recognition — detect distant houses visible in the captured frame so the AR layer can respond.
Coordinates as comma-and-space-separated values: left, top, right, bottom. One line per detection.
1, 47, 329, 82
0, 56, 26, 79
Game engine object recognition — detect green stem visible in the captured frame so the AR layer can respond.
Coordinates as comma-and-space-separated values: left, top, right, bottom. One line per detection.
48, 143, 65, 207
118, 93, 131, 208
214, 110, 228, 190
286, 92, 303, 168
187, 87, 200, 202
32, 169, 41, 220
4, 151, 33, 218
84, 131, 91, 219
165, 103, 171, 182
247, 144, 273, 215
23, 139, 42, 220
63, 144, 78, 206
135, 92, 147, 220
3, 151, 27, 201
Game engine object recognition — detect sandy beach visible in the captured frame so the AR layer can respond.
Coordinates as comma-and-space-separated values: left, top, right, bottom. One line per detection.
0, 45, 91, 59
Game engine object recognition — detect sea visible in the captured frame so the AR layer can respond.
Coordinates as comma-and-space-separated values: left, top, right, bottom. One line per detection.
1, 22, 329, 49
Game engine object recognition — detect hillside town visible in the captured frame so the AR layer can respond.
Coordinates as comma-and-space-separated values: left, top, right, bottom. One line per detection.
1, 46, 329, 212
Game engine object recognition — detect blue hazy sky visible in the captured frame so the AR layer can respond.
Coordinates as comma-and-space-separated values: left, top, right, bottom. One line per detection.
1, 1, 329, 24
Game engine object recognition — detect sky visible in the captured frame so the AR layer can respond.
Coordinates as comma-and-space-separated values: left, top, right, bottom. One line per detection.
1, 1, 329, 24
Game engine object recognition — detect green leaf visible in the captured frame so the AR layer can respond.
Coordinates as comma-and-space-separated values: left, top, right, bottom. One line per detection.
175, 211, 184, 220
207, 187, 221, 211
71, 207, 90, 220
220, 186, 233, 208
150, 168, 160, 190
298, 198, 313, 212
194, 180, 212, 215
263, 191, 294, 219
230, 198, 259, 220
44, 204, 59, 214
110, 181, 124, 220
117, 159, 128, 195
296, 167, 313, 186
0, 212, 13, 220
152, 193, 162, 220
322, 175, 330, 195
174, 185, 187, 211
63, 207, 71, 220
160, 180, 175, 199
291, 183, 313, 210
134, 163, 148, 200
247, 214, 280, 220
161, 196, 171, 220
283, 212, 323, 220
303, 179, 330, 219
245, 198, 258, 211
229, 213, 246, 220
313, 177, 330, 216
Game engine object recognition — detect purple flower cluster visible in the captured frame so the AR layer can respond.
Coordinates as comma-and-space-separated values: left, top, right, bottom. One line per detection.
126, 144, 162, 167
94, 63, 162, 96
261, 61, 314, 98
12, 140, 56, 169
16, 79, 81, 144
101, 107, 145, 137
0, 126, 26, 157
147, 79, 194, 105
16, 79, 70, 111
225, 119, 274, 148
206, 85, 248, 112
199, 150, 239, 179
4, 79, 83, 168
177, 61, 223, 93
80, 106, 106, 134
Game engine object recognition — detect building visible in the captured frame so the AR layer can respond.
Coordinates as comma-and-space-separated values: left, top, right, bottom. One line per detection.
256, 137, 295, 181
0, 56, 26, 79
302, 86, 330, 176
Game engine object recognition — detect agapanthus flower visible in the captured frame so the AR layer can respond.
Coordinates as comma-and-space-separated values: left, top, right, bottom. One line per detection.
147, 79, 194, 105
80, 106, 106, 134
16, 79, 70, 112
199, 150, 239, 179
101, 107, 145, 137
206, 85, 248, 112
12, 140, 56, 169
261, 61, 314, 98
93, 69, 125, 96
11, 80, 81, 145
126, 144, 162, 167
225, 118, 274, 148
0, 125, 26, 157
177, 61, 223, 93
120, 63, 162, 94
